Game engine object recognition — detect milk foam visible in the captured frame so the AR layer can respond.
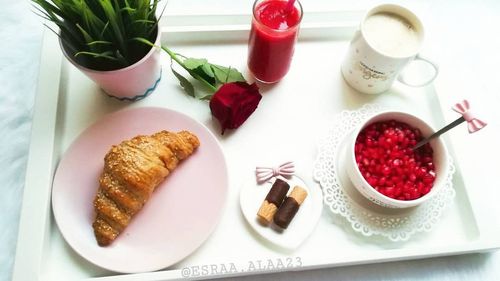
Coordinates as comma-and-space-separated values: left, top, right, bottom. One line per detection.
363, 12, 421, 57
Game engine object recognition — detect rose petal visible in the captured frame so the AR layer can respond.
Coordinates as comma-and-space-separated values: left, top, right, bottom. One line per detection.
209, 82, 262, 134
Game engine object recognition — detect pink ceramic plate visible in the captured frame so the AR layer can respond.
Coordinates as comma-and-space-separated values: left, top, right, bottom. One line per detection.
51, 107, 228, 273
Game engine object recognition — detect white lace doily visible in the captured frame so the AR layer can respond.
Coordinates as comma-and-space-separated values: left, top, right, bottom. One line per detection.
313, 104, 456, 241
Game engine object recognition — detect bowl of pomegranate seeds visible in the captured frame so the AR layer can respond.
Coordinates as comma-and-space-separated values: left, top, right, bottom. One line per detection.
346, 111, 449, 208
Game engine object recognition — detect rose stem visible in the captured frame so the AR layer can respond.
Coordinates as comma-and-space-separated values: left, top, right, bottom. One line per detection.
160, 46, 218, 92
134, 38, 218, 92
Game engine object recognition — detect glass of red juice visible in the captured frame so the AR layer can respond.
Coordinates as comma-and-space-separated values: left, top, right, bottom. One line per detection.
247, 0, 303, 83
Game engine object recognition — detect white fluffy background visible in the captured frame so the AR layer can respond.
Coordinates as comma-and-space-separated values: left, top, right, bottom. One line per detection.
0, 1, 42, 280
1, 1, 499, 281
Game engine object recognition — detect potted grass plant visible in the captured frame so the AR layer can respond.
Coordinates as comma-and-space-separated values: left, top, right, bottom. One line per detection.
32, 0, 163, 100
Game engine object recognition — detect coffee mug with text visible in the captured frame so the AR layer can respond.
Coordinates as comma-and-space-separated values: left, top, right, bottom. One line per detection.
341, 4, 438, 94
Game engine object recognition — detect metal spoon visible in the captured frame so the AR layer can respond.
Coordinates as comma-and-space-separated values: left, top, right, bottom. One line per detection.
412, 116, 465, 150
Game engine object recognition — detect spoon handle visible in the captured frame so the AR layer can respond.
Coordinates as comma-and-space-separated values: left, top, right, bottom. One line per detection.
412, 116, 465, 150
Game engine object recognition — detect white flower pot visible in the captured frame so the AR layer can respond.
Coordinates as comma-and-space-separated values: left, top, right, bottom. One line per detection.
60, 29, 161, 101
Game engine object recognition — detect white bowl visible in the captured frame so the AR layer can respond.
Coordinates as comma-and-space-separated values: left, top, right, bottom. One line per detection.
345, 111, 449, 208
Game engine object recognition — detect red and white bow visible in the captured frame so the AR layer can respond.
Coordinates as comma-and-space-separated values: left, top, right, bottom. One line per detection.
452, 100, 487, 133
256, 161, 295, 183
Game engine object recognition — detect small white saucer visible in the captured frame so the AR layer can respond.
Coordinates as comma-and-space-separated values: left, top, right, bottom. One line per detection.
313, 104, 456, 241
240, 175, 323, 250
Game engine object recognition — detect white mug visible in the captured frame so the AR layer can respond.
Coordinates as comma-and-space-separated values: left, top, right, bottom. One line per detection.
341, 4, 438, 94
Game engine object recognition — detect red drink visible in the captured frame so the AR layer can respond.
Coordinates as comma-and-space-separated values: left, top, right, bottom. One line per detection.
247, 0, 303, 83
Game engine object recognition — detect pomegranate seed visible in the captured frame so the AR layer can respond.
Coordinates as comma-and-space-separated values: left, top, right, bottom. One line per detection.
395, 187, 403, 196
417, 167, 427, 177
385, 186, 395, 196
423, 174, 435, 184
409, 173, 417, 182
417, 182, 426, 194
397, 133, 404, 142
382, 166, 391, 176
366, 138, 374, 147
355, 119, 436, 201
404, 192, 412, 200
367, 177, 378, 186
422, 156, 432, 163
410, 188, 419, 199
379, 177, 386, 185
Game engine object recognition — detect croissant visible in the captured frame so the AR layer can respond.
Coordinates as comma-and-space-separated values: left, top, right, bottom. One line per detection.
93, 130, 200, 246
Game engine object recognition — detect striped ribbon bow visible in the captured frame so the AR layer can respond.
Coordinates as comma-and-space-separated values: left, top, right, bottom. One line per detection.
256, 161, 295, 183
452, 100, 487, 133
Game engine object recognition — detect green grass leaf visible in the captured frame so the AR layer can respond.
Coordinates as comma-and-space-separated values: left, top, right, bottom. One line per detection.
99, 21, 110, 38
76, 23, 95, 44
132, 19, 155, 25
99, 0, 127, 55
75, 51, 118, 61
32, 0, 160, 70
87, 40, 113, 46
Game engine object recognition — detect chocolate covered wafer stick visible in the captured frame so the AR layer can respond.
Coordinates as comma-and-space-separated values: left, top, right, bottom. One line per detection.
257, 178, 290, 223
274, 186, 308, 229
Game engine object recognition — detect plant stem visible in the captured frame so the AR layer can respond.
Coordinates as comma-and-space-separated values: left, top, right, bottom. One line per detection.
160, 45, 218, 92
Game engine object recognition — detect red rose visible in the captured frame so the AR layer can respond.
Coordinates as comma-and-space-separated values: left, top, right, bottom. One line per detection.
209, 82, 262, 135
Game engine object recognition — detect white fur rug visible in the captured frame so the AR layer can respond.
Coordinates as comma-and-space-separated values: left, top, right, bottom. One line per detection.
0, 2, 42, 281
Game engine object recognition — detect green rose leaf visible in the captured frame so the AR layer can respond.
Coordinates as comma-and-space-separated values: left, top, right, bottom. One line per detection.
201, 63, 215, 78
171, 64, 195, 97
160, 46, 248, 99
183, 58, 208, 70
212, 64, 246, 84
182, 58, 217, 86
191, 65, 216, 86
194, 91, 214, 101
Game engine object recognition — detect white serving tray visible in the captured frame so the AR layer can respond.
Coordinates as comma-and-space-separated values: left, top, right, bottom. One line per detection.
12, 11, 500, 281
